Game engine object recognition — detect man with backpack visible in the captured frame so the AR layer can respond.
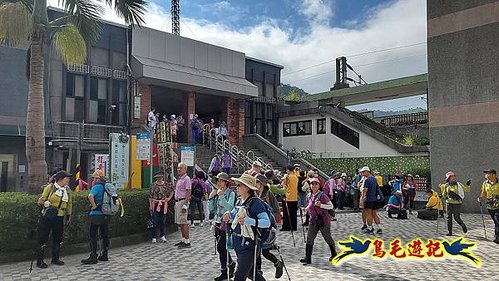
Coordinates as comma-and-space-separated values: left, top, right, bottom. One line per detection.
82, 169, 110, 264
190, 171, 209, 226
223, 174, 271, 281
360, 166, 383, 235
255, 174, 283, 279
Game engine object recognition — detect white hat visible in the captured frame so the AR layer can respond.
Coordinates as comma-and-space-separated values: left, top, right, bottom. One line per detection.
171, 114, 176, 118
359, 166, 371, 173
253, 161, 262, 167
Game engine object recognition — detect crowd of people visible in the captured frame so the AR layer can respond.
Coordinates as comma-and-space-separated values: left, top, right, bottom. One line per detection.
36, 163, 499, 279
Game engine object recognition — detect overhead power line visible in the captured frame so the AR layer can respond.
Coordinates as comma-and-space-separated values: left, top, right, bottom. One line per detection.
282, 41, 426, 77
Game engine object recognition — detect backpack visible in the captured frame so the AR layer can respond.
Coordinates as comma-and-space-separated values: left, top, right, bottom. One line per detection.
246, 197, 277, 249
101, 183, 123, 216
192, 181, 204, 200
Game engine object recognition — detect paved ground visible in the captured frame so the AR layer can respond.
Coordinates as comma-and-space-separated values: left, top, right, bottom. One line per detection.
1, 212, 498, 281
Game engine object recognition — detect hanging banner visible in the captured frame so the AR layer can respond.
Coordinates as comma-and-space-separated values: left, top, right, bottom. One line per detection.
180, 146, 195, 167
94, 154, 109, 177
109, 133, 130, 188
136, 132, 150, 160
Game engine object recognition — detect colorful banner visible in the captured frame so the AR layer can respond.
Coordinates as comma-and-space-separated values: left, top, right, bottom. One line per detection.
109, 133, 130, 189
136, 132, 150, 161
94, 154, 109, 177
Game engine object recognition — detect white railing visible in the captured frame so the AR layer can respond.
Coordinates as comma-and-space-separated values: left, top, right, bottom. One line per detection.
202, 125, 272, 174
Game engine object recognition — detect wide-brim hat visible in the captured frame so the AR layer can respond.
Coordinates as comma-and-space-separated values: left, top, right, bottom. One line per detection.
214, 172, 230, 182
232, 174, 257, 190
91, 169, 105, 179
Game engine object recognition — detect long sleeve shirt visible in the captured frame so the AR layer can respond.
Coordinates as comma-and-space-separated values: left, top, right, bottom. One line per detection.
209, 188, 236, 223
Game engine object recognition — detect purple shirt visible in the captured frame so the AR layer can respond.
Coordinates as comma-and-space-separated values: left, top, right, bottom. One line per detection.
336, 178, 346, 192
175, 174, 191, 200
191, 178, 212, 194
307, 192, 331, 226
221, 154, 231, 168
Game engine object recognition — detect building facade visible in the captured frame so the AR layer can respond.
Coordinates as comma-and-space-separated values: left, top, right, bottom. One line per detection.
427, 0, 499, 212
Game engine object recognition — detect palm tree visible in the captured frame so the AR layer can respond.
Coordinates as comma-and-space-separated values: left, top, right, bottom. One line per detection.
0, 0, 146, 193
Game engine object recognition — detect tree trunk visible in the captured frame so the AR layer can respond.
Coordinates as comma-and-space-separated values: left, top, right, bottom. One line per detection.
26, 36, 48, 194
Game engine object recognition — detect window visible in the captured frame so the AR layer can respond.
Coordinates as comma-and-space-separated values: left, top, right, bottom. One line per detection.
331, 119, 359, 148
317, 118, 326, 134
89, 78, 108, 123
112, 80, 127, 125
65, 73, 86, 121
283, 120, 312, 137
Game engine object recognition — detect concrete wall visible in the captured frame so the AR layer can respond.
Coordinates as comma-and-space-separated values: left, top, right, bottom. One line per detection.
427, 0, 499, 212
278, 113, 403, 158
132, 28, 245, 78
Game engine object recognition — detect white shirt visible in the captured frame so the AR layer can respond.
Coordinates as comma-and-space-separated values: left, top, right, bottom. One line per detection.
148, 111, 156, 129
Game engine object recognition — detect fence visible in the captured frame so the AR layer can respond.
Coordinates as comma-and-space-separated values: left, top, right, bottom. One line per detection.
379, 112, 428, 127
52, 122, 124, 143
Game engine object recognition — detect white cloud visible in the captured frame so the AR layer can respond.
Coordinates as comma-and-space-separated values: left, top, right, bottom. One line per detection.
300, 0, 333, 24
48, 0, 427, 96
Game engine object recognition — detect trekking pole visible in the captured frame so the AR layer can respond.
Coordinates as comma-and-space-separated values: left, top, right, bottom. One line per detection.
284, 200, 296, 247
299, 207, 306, 243
253, 232, 259, 281
479, 201, 487, 239
275, 245, 292, 281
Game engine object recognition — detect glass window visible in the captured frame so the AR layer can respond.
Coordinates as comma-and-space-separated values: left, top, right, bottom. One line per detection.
317, 118, 326, 134
331, 119, 359, 148
74, 99, 85, 121
88, 100, 98, 122
65, 97, 74, 121
112, 80, 127, 126
74, 75, 84, 97
282, 120, 312, 137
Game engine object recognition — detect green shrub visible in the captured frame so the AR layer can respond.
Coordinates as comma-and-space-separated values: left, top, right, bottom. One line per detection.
0, 189, 174, 253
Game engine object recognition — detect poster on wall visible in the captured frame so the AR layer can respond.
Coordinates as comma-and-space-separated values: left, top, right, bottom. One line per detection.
94, 154, 109, 177
109, 133, 130, 189
136, 132, 150, 160
180, 146, 195, 167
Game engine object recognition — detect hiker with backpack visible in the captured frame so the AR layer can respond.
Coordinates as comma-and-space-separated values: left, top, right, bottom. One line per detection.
35, 170, 73, 269
208, 172, 237, 281
81, 169, 111, 264
190, 171, 210, 226
223, 174, 271, 281
300, 177, 337, 265
149, 172, 173, 243
254, 174, 283, 279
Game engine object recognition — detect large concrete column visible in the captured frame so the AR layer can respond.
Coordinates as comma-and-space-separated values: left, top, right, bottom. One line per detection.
427, 1, 499, 212
186, 92, 196, 143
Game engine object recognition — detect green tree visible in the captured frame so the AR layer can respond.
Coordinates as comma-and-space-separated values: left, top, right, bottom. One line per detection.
0, 0, 146, 193
283, 89, 301, 102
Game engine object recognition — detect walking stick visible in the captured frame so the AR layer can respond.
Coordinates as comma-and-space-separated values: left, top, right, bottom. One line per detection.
299, 207, 306, 243
479, 202, 488, 239
284, 200, 296, 247
275, 245, 292, 281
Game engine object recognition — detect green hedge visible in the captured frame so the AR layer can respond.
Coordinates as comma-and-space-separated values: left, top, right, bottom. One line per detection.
309, 156, 431, 178
0, 189, 174, 253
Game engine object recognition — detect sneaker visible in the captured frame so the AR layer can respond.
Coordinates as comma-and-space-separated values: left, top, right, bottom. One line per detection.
446, 233, 453, 236
364, 228, 374, 234
151, 238, 157, 243
160, 236, 167, 243
274, 260, 284, 279
376, 228, 383, 234
361, 225, 367, 231
174, 241, 184, 246
51, 259, 64, 266
178, 242, 191, 249
36, 260, 48, 269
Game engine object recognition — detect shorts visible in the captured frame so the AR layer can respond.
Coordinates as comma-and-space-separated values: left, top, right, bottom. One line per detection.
364, 201, 380, 210
174, 201, 189, 225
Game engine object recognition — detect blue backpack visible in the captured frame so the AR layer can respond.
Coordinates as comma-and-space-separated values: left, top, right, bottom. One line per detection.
245, 197, 277, 249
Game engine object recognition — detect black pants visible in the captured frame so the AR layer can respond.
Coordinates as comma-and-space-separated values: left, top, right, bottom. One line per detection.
336, 191, 345, 209
38, 215, 64, 260
234, 247, 266, 281
282, 201, 298, 231
150, 204, 166, 239
215, 225, 233, 270
190, 199, 204, 223
255, 248, 279, 271
89, 216, 110, 255
447, 204, 466, 234
489, 209, 499, 238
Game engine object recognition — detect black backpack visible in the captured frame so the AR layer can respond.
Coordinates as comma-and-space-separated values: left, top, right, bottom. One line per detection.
192, 182, 204, 200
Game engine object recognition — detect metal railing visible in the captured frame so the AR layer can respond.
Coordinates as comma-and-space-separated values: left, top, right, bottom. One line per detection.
52, 121, 124, 143
202, 125, 272, 174
379, 112, 428, 127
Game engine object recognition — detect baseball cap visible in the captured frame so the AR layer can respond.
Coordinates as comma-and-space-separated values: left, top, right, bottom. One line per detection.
54, 170, 72, 181
483, 169, 497, 174
445, 171, 455, 180
359, 166, 370, 173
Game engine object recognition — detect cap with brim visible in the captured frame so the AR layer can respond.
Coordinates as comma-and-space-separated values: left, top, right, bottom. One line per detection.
253, 161, 262, 167
309, 178, 320, 185
255, 174, 268, 185
214, 172, 230, 182
341, 173, 347, 177
359, 166, 370, 172
406, 174, 413, 178
445, 171, 455, 180
483, 169, 497, 174
153, 172, 164, 178
231, 174, 257, 190
54, 170, 72, 181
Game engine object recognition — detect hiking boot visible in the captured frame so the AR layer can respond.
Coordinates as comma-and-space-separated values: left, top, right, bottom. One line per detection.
388, 213, 393, 218
376, 228, 383, 235
51, 259, 65, 266
36, 259, 48, 269
36, 245, 47, 269
214, 269, 228, 281
51, 243, 64, 265
174, 241, 184, 246
329, 245, 337, 262
160, 236, 167, 243
81, 253, 98, 265
274, 260, 284, 278
361, 225, 367, 231
228, 261, 236, 278
98, 252, 108, 262
178, 242, 191, 249
300, 244, 313, 265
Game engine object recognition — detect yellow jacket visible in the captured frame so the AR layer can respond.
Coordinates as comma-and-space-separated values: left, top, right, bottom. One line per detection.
426, 191, 443, 210
40, 184, 73, 216
481, 180, 499, 210
440, 182, 470, 205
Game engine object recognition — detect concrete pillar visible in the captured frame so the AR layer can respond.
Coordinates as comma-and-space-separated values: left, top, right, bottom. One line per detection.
132, 83, 151, 127
186, 92, 196, 143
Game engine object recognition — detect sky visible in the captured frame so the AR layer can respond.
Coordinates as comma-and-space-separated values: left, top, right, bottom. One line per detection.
48, 0, 428, 111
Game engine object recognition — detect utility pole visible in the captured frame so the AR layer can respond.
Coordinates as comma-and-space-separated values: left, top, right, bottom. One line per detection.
331, 57, 350, 90
171, 0, 180, 35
